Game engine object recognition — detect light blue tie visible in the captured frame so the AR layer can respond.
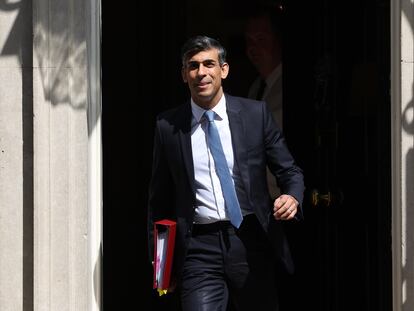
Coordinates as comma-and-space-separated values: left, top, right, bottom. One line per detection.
204, 110, 243, 228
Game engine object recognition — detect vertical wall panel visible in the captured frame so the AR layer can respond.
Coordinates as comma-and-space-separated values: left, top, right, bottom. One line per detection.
33, 0, 98, 310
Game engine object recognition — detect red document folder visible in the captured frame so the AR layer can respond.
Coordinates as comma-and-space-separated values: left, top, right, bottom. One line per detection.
153, 219, 177, 295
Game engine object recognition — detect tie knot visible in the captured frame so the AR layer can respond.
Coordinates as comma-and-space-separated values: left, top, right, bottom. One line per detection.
256, 79, 267, 100
204, 110, 215, 122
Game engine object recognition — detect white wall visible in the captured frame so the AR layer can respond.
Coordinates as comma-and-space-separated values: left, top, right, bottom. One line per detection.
393, 0, 414, 310
0, 0, 101, 310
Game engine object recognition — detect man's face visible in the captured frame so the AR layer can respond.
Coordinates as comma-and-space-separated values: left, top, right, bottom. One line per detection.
245, 16, 279, 70
181, 48, 229, 108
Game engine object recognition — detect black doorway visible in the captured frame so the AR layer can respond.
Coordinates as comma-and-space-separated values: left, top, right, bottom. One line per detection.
102, 1, 391, 310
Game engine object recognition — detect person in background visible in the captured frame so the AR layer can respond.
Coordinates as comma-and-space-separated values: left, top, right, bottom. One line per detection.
245, 4, 284, 199
147, 35, 304, 311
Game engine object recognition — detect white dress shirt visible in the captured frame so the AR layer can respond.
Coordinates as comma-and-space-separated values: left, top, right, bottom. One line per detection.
248, 64, 283, 199
248, 63, 283, 128
190, 95, 244, 224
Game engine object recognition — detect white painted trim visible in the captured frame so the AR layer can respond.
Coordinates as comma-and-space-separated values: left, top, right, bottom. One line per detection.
87, 0, 102, 310
391, 0, 402, 310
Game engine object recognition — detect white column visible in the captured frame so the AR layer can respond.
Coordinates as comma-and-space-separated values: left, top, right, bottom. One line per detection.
33, 0, 101, 310
393, 0, 414, 310
86, 0, 102, 310
0, 7, 24, 311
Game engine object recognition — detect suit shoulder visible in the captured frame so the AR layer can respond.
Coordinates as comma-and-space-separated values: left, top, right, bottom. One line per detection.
225, 94, 266, 113
156, 103, 188, 122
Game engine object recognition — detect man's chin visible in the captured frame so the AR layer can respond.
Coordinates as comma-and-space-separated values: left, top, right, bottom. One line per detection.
192, 93, 213, 104
194, 90, 212, 99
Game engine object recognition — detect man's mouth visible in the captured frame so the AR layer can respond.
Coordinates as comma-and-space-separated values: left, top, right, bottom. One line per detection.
196, 82, 210, 89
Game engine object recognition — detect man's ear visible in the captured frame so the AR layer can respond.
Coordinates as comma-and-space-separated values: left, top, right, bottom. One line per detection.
181, 67, 187, 83
221, 63, 229, 79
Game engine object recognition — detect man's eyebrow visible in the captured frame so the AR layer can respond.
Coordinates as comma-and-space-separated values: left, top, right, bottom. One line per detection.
187, 59, 217, 64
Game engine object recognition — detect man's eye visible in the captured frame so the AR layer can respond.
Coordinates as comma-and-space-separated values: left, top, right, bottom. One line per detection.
188, 63, 199, 70
204, 62, 216, 68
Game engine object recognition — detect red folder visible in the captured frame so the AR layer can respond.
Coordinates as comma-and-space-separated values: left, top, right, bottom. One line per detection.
153, 219, 176, 294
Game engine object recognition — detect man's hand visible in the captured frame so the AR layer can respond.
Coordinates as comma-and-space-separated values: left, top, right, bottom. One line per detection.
273, 194, 299, 220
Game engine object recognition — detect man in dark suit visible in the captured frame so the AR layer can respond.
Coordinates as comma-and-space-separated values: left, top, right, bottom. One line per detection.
245, 4, 285, 200
148, 35, 304, 311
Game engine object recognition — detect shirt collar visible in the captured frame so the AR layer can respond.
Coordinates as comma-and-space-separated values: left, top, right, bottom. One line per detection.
191, 94, 227, 123
265, 63, 282, 88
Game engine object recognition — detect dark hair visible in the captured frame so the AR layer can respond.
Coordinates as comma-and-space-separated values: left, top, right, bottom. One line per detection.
246, 3, 284, 41
181, 35, 227, 67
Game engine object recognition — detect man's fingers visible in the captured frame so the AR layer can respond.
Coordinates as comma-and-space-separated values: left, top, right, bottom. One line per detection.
273, 195, 298, 220
275, 204, 296, 219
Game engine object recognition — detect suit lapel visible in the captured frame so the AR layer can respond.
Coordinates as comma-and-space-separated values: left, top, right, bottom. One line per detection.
226, 95, 250, 194
178, 104, 195, 194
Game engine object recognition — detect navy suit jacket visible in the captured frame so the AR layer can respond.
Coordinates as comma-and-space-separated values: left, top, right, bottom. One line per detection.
148, 93, 305, 280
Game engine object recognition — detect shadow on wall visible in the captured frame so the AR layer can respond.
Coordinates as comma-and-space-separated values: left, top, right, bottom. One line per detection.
0, 0, 30, 63
0, 1, 34, 310
1, 0, 88, 110
33, 1, 88, 110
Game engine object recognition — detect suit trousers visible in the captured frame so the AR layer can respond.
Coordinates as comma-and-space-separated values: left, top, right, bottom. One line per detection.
180, 214, 279, 311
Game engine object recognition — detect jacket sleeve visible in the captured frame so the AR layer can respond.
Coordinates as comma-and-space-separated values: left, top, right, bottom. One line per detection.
147, 117, 175, 264
261, 101, 305, 219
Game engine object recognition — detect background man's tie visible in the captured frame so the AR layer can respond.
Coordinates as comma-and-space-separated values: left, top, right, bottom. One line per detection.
256, 78, 267, 100
204, 110, 243, 228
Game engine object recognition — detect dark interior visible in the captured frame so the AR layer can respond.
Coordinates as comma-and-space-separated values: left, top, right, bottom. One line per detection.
102, 1, 391, 310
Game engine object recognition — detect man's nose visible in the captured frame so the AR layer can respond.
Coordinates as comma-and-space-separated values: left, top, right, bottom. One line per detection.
197, 64, 208, 75
247, 43, 258, 53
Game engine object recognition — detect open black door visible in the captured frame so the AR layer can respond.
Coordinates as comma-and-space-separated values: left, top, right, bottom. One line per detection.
282, 1, 392, 310
102, 1, 391, 310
